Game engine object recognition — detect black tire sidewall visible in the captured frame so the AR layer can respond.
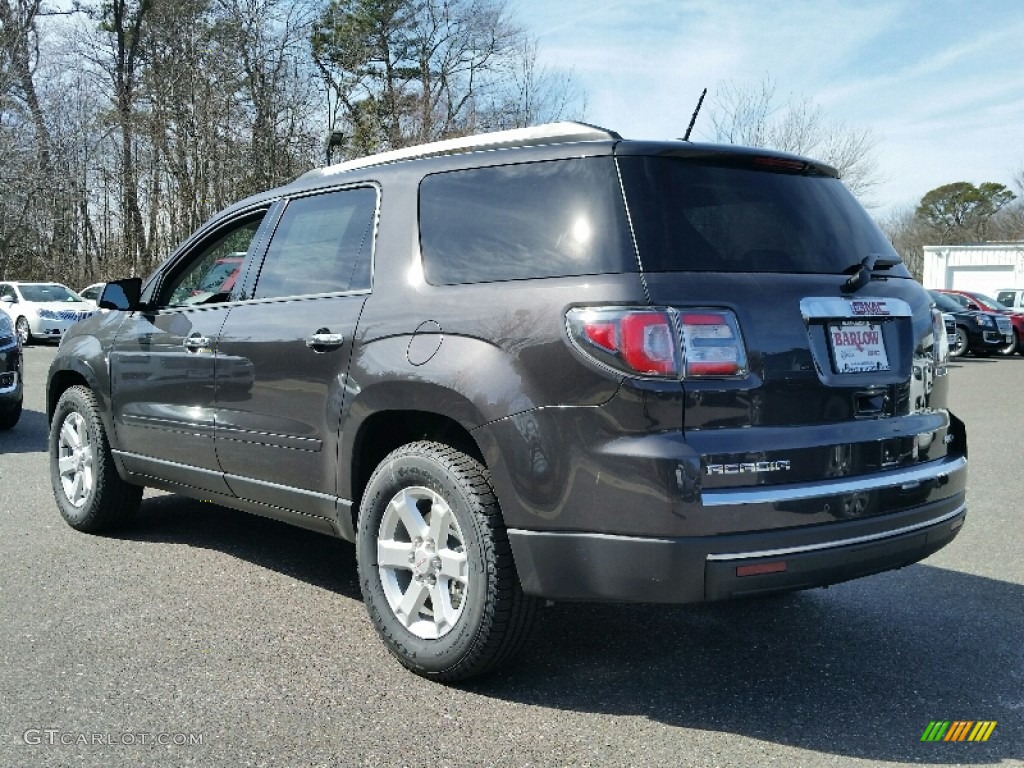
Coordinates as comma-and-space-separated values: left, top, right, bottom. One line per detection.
0, 400, 21, 430
49, 387, 117, 530
356, 448, 492, 677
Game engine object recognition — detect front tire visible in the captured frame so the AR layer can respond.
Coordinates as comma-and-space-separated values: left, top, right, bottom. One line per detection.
998, 332, 1017, 356
15, 316, 31, 346
49, 385, 142, 532
356, 441, 537, 682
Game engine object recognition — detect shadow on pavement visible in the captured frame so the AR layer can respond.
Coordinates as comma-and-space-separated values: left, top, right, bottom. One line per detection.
113, 494, 1021, 765
115, 494, 361, 600
0, 408, 49, 453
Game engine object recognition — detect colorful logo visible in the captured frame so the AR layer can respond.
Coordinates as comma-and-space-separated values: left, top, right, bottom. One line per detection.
920, 721, 997, 742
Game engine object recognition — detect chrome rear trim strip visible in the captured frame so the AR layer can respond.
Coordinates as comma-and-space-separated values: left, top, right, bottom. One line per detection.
701, 455, 966, 507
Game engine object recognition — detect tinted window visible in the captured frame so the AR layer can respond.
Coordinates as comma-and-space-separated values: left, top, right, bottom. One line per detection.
996, 291, 1014, 307
618, 156, 905, 274
164, 214, 265, 307
253, 186, 377, 299
419, 158, 636, 285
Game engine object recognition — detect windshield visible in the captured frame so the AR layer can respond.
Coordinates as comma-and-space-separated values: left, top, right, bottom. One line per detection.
618, 155, 907, 275
19, 284, 84, 303
965, 293, 1004, 311
929, 291, 966, 312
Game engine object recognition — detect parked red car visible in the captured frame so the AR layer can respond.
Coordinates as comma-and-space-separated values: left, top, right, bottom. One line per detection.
935, 289, 1024, 355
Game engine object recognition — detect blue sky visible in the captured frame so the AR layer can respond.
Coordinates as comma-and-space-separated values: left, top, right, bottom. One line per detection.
516, 0, 1024, 213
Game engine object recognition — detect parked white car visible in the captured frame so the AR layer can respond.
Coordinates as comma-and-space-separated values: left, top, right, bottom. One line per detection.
995, 288, 1024, 312
78, 282, 106, 307
0, 282, 96, 345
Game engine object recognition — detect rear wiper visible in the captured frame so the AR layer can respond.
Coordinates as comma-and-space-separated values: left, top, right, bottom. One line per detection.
840, 253, 901, 293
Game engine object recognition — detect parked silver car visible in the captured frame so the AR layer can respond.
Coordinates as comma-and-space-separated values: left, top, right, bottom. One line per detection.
0, 282, 95, 345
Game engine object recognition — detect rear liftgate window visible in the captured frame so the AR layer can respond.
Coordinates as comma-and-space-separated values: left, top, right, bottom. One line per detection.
419, 157, 637, 285
617, 156, 903, 274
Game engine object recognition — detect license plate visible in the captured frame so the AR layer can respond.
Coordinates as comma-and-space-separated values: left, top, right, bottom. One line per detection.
828, 321, 890, 373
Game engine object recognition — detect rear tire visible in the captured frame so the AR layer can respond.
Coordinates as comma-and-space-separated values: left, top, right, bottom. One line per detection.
49, 385, 142, 532
356, 441, 537, 682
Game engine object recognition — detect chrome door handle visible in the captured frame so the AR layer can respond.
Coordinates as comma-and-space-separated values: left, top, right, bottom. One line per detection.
305, 332, 344, 350
183, 335, 211, 350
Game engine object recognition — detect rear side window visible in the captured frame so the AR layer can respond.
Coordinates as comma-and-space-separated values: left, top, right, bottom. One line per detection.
254, 186, 377, 299
419, 158, 636, 285
618, 156, 903, 274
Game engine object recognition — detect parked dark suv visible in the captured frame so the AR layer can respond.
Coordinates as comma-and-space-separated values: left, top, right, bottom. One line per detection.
928, 290, 1014, 357
46, 123, 968, 681
935, 289, 1022, 355
0, 310, 22, 429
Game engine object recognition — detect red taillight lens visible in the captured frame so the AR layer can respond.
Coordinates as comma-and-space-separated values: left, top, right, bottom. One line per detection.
619, 313, 676, 374
566, 307, 747, 379
583, 321, 617, 353
568, 308, 679, 377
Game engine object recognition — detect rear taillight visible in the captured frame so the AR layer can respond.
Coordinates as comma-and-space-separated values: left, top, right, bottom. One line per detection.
566, 307, 747, 379
678, 311, 747, 377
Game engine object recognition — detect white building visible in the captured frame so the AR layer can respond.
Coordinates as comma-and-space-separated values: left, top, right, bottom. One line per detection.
921, 243, 1024, 294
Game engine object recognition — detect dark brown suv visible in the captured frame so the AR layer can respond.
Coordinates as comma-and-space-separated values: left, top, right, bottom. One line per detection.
47, 123, 968, 681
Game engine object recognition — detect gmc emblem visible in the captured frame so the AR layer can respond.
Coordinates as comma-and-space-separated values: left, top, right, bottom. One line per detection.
850, 300, 890, 316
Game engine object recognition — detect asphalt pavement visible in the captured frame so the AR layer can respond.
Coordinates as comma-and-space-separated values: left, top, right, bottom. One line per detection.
1, 345, 1021, 768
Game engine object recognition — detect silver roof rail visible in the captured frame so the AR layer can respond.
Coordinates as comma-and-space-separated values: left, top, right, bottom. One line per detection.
303, 122, 621, 180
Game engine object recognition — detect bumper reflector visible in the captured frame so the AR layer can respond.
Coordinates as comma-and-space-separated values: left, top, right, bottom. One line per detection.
736, 561, 788, 577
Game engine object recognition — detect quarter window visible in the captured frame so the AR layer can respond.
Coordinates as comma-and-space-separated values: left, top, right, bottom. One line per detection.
253, 186, 377, 299
419, 158, 636, 285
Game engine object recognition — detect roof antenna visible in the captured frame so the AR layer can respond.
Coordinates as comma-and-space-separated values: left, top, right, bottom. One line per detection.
682, 88, 707, 141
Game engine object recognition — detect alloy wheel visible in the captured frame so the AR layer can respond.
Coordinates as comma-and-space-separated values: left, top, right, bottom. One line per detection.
56, 411, 95, 508
376, 485, 469, 640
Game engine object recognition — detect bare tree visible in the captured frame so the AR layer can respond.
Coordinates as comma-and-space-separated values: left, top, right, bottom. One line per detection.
482, 37, 587, 130
876, 206, 928, 281
707, 76, 883, 204
0, 0, 583, 283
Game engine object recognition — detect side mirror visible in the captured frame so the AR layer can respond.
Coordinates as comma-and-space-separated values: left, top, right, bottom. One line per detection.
99, 278, 143, 311
0, 295, 14, 304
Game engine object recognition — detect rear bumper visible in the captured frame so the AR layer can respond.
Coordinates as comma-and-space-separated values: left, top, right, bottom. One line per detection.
508, 490, 966, 604
0, 340, 22, 405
